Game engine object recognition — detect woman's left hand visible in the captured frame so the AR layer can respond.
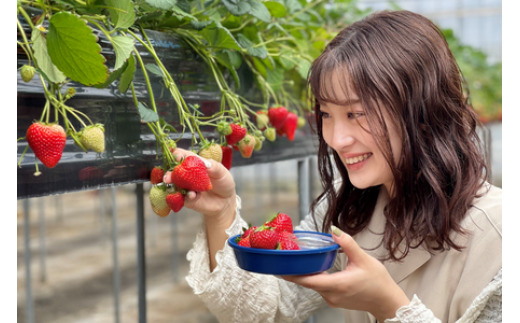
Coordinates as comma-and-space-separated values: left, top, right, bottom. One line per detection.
282, 226, 410, 322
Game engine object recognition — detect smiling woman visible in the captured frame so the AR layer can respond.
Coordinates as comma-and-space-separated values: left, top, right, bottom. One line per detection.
172, 9, 501, 323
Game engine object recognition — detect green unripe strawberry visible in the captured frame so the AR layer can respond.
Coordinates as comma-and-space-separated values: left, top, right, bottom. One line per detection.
254, 136, 263, 151
217, 121, 232, 136
264, 127, 276, 142
150, 186, 170, 217
199, 142, 223, 163
79, 124, 105, 153
297, 117, 306, 129
21, 65, 36, 83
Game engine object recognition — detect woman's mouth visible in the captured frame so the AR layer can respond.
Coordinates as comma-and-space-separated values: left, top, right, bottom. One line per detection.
344, 153, 372, 171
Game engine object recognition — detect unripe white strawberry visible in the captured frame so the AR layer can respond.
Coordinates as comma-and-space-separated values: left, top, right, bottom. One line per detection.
79, 124, 105, 153
21, 65, 36, 83
149, 186, 170, 217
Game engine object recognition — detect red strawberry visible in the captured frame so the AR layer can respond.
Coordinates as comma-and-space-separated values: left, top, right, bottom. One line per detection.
150, 167, 164, 185
266, 213, 293, 233
166, 192, 185, 213
221, 145, 233, 170
237, 236, 251, 247
232, 144, 239, 151
237, 134, 255, 158
26, 122, 67, 168
242, 225, 258, 239
281, 112, 298, 141
268, 106, 289, 130
225, 123, 247, 146
171, 156, 212, 192
277, 239, 300, 250
250, 227, 279, 249
277, 128, 284, 137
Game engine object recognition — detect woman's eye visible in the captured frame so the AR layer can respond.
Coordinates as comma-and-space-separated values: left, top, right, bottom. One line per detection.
347, 112, 364, 119
319, 111, 331, 119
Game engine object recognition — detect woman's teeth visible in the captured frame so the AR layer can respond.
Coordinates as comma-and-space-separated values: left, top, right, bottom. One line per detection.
346, 154, 371, 165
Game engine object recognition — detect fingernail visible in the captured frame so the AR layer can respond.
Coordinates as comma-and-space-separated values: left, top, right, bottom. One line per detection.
331, 225, 343, 237
203, 159, 212, 169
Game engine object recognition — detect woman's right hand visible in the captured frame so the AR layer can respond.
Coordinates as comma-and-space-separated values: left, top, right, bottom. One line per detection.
163, 148, 237, 221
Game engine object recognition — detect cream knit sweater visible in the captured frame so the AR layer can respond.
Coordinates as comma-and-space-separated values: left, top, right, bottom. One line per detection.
185, 196, 502, 323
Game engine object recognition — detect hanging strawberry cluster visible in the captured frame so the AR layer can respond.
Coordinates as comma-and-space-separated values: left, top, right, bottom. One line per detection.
16, 0, 360, 216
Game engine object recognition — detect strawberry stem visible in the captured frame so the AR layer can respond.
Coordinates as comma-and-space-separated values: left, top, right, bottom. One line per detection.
18, 145, 29, 168
34, 158, 41, 176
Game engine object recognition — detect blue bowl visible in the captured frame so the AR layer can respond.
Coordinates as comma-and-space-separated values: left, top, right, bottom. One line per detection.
228, 230, 340, 275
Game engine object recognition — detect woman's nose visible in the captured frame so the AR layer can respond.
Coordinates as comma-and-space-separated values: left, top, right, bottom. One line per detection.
332, 124, 355, 150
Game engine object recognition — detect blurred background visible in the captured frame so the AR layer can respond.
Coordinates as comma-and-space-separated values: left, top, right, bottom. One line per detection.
17, 0, 502, 322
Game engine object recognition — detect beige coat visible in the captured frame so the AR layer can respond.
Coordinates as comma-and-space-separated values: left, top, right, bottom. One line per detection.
338, 184, 502, 323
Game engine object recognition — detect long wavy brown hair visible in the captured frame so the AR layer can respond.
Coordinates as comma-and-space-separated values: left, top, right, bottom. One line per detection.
308, 10, 489, 261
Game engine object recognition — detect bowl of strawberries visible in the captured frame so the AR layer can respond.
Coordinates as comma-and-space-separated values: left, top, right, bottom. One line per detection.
228, 213, 340, 275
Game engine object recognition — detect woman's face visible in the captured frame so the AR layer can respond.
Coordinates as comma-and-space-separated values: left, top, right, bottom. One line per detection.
319, 76, 402, 193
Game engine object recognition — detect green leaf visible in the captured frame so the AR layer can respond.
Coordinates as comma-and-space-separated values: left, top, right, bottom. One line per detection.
176, 0, 191, 12
285, 0, 302, 13
214, 51, 241, 89
137, 102, 159, 122
171, 5, 197, 20
159, 117, 177, 133
201, 22, 242, 51
221, 0, 251, 16
236, 34, 267, 59
145, 64, 164, 77
47, 12, 108, 85
266, 66, 284, 92
247, 0, 271, 22
253, 57, 267, 78
93, 59, 129, 88
190, 20, 212, 30
118, 54, 135, 93
105, 0, 135, 29
264, 1, 287, 18
31, 29, 67, 84
110, 35, 134, 70
296, 58, 311, 79
224, 49, 242, 69
278, 50, 295, 69
145, 0, 176, 10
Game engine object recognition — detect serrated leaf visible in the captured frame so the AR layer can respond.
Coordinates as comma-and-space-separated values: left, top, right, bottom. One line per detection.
119, 54, 135, 93
105, 0, 135, 29
296, 59, 311, 79
190, 20, 212, 30
135, 11, 163, 24
111, 35, 134, 70
221, 0, 251, 16
145, 0, 176, 10
93, 59, 129, 88
201, 22, 242, 52
137, 102, 159, 122
236, 34, 267, 59
31, 29, 67, 84
47, 12, 108, 85
145, 64, 164, 77
171, 5, 196, 20
265, 1, 287, 18
247, 0, 271, 22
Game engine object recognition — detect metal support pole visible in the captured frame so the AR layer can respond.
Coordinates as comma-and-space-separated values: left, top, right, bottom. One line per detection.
170, 212, 178, 283
298, 158, 315, 323
55, 195, 63, 223
38, 197, 47, 283
309, 156, 317, 202
269, 162, 278, 207
23, 198, 35, 323
255, 164, 263, 211
99, 188, 107, 245
136, 183, 147, 323
297, 158, 310, 221
111, 186, 121, 323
